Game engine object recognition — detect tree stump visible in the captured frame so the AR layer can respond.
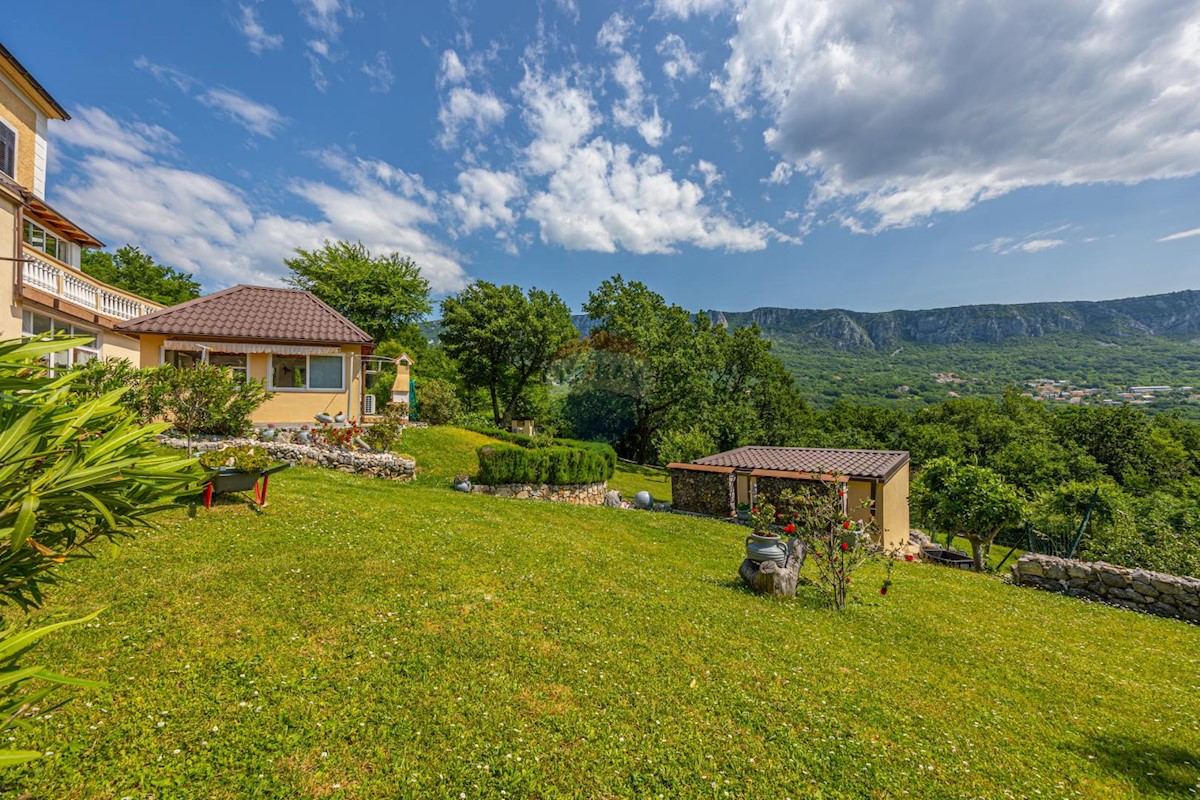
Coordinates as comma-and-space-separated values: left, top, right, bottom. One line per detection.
739, 537, 806, 598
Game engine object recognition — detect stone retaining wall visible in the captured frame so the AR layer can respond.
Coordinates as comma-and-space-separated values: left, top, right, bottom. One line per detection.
161, 437, 415, 481
1012, 554, 1200, 624
669, 468, 735, 517
471, 481, 608, 505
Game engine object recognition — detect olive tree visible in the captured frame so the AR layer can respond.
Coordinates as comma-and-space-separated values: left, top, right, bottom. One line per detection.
912, 458, 1026, 572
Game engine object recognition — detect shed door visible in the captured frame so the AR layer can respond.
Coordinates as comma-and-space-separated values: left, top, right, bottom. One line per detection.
735, 474, 751, 507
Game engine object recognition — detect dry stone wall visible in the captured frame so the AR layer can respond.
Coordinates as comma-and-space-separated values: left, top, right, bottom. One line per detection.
1012, 554, 1200, 624
161, 437, 415, 481
470, 481, 608, 505
669, 468, 735, 517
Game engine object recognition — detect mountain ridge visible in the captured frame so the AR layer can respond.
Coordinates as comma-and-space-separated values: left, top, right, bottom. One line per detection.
568, 289, 1200, 349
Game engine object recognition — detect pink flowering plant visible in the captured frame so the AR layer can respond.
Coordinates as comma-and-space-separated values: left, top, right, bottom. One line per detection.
772, 482, 898, 610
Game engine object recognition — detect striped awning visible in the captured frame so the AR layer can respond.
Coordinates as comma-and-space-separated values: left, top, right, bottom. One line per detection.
163, 340, 344, 356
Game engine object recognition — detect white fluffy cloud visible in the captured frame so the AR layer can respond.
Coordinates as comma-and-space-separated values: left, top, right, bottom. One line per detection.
52, 110, 468, 292
656, 34, 701, 81
596, 14, 669, 148
449, 168, 524, 234
518, 67, 772, 254
361, 51, 394, 93
236, 4, 283, 54
713, 0, 1200, 232
137, 58, 288, 138
519, 68, 599, 175
526, 138, 771, 254
437, 87, 507, 150
52, 107, 176, 163
439, 50, 468, 86
654, 0, 731, 18
198, 88, 288, 137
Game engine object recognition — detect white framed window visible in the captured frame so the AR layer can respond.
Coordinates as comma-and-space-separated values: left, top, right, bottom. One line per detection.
269, 353, 344, 391
23, 219, 72, 265
210, 352, 248, 383
0, 120, 14, 179
21, 311, 100, 369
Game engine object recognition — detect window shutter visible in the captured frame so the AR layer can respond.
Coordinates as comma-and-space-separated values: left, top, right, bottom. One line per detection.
0, 123, 14, 178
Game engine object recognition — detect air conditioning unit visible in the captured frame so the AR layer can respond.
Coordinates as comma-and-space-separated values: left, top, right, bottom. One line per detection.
363, 393, 376, 415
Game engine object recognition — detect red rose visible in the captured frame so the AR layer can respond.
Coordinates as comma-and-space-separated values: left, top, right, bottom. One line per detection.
752, 507, 758, 514
776, 513, 783, 520
880, 587, 888, 596
783, 523, 796, 534
842, 521, 851, 529
905, 554, 915, 562
840, 541, 849, 551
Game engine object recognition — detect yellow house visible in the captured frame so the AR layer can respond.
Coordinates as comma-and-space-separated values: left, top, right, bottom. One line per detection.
0, 43, 161, 361
116, 284, 376, 424
669, 446, 911, 550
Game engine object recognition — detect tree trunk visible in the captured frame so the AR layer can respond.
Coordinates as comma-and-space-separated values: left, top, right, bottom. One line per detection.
489, 384, 501, 427
969, 537, 986, 572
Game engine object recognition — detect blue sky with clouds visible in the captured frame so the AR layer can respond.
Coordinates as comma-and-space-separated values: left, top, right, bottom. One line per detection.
10, 0, 1200, 313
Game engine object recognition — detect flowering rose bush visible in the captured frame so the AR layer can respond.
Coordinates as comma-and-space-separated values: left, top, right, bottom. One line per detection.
772, 482, 899, 610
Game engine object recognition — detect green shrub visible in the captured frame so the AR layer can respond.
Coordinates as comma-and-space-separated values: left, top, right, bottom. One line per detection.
476, 444, 611, 485
363, 403, 406, 452
416, 378, 461, 425
199, 446, 270, 473
461, 423, 618, 476
73, 360, 273, 438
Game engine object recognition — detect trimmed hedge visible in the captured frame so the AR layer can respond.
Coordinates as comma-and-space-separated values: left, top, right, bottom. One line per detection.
477, 444, 612, 486
464, 424, 617, 479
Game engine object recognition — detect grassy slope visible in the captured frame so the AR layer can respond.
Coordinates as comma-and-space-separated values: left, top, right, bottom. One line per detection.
6, 440, 1199, 799
608, 462, 672, 503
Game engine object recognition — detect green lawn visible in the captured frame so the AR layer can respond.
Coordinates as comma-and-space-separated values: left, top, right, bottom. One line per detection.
5, 447, 1199, 798
608, 461, 672, 503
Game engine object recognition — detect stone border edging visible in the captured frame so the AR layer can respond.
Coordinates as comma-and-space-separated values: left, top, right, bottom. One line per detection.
160, 436, 415, 481
1012, 553, 1199, 624
470, 481, 608, 505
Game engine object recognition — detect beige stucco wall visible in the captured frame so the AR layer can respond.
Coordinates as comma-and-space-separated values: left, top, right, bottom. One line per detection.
136, 336, 365, 424
0, 194, 18, 341
0, 74, 39, 192
101, 331, 142, 362
847, 479, 874, 527
878, 463, 910, 551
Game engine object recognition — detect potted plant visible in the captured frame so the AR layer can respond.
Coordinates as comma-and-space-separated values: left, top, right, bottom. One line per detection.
744, 502, 789, 567
259, 423, 277, 442
736, 501, 751, 521
315, 412, 334, 424
198, 446, 290, 507
333, 410, 346, 423
295, 424, 312, 444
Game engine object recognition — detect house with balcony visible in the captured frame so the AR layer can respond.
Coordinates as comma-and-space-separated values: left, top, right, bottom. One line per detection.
0, 42, 161, 365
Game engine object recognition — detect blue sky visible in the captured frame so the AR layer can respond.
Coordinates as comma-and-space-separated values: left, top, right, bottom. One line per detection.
11, 0, 1200, 313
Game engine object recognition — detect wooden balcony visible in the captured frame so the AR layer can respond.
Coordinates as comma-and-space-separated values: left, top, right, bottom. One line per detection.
17, 247, 163, 328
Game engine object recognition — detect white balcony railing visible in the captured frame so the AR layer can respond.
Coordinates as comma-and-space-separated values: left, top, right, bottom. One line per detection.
20, 253, 159, 322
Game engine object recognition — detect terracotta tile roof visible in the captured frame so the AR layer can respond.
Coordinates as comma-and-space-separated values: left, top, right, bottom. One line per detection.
691, 446, 909, 481
115, 285, 373, 344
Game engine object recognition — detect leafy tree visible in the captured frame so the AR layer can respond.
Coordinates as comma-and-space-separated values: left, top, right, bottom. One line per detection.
285, 240, 432, 343
440, 282, 577, 427
912, 458, 1026, 571
81, 245, 201, 306
582, 276, 708, 463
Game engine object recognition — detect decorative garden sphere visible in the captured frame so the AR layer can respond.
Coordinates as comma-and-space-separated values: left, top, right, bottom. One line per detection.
634, 490, 653, 509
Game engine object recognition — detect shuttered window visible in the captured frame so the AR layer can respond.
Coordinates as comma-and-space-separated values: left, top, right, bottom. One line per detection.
0, 122, 14, 178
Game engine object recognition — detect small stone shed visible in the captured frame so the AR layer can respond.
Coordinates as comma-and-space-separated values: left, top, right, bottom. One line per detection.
669, 446, 911, 550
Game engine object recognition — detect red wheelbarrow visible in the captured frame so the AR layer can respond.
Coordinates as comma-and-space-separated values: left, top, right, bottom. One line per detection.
202, 462, 292, 508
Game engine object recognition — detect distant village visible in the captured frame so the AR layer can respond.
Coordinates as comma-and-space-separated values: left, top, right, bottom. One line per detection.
1019, 380, 1200, 408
